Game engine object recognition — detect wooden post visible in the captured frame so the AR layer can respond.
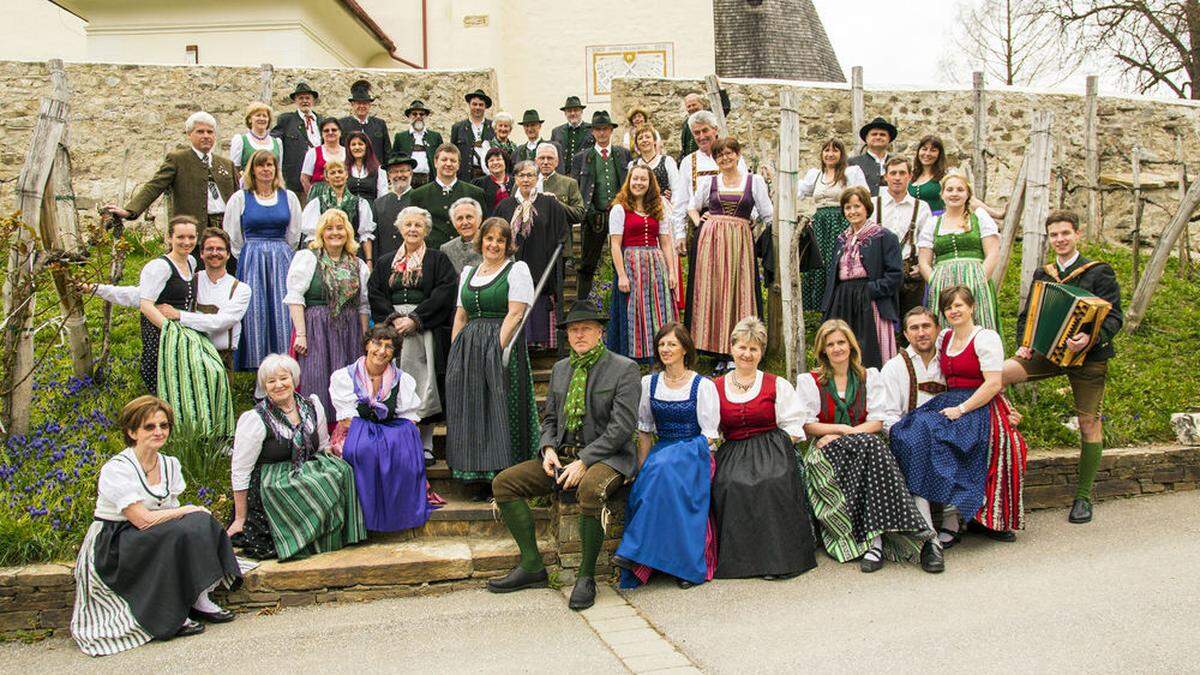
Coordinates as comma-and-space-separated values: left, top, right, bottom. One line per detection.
42, 139, 93, 379
990, 154, 1029, 290
1126, 176, 1200, 332
1018, 111, 1054, 309
1175, 133, 1192, 279
1131, 145, 1143, 291
851, 66, 864, 146
1084, 76, 1100, 240
972, 71, 987, 201
776, 89, 805, 378
258, 63, 274, 104
703, 75, 727, 136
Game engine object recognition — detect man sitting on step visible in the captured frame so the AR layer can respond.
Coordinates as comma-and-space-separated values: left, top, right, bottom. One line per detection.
487, 300, 640, 611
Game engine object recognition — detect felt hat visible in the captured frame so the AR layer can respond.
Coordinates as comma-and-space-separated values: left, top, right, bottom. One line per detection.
348, 79, 376, 103
558, 298, 609, 328
383, 152, 418, 169
589, 111, 617, 129
559, 96, 586, 111
464, 89, 493, 108
520, 109, 544, 125
405, 99, 431, 116
288, 81, 319, 101
858, 116, 897, 142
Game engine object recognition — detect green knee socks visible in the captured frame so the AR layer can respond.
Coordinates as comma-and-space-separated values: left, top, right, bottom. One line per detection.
578, 515, 604, 579
1076, 441, 1103, 501
497, 500, 544, 572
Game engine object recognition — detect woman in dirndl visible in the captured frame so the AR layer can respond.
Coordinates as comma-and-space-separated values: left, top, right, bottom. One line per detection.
798, 320, 930, 573
344, 130, 388, 203
685, 136, 773, 366
917, 171, 1001, 332
712, 317, 818, 580
627, 124, 682, 310
909, 135, 947, 215
606, 164, 677, 362
229, 101, 283, 179
285, 208, 371, 421
821, 185, 903, 370
137, 215, 234, 436
301, 159, 376, 260
494, 161, 569, 351
300, 116, 346, 195
228, 354, 366, 560
223, 149, 301, 371
612, 323, 718, 589
367, 206, 459, 466
444, 217, 539, 501
475, 146, 514, 218
797, 138, 869, 310
889, 285, 1027, 546
330, 325, 439, 532
71, 396, 241, 657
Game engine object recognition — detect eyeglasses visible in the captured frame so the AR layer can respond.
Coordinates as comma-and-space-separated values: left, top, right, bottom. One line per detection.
202, 246, 228, 254
140, 422, 171, 431
322, 128, 339, 134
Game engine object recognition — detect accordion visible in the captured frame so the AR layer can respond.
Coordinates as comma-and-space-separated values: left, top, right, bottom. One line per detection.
1021, 281, 1112, 367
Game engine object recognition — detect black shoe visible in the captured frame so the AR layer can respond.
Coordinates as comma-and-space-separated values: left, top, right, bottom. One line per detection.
610, 555, 636, 571
967, 520, 1017, 542
1068, 498, 1093, 524
174, 618, 206, 638
568, 576, 597, 610
920, 540, 945, 574
189, 606, 235, 623
486, 566, 548, 593
467, 482, 493, 502
423, 449, 435, 468
859, 548, 884, 573
675, 578, 695, 589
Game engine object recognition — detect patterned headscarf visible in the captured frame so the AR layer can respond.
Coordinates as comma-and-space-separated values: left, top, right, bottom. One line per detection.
564, 342, 606, 433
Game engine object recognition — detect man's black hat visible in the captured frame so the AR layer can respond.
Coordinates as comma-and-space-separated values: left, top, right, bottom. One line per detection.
858, 116, 897, 142
405, 99, 431, 116
589, 111, 617, 129
558, 299, 609, 327
520, 109, 544, 125
289, 81, 319, 101
348, 79, 376, 103
383, 152, 418, 169
559, 96, 586, 111
465, 89, 493, 108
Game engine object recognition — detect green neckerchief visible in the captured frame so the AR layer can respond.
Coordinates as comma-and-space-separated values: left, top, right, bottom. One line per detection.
564, 343, 606, 433
822, 369, 861, 426
317, 248, 360, 317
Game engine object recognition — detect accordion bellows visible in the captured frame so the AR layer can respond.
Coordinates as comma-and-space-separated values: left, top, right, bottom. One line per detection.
1021, 281, 1112, 367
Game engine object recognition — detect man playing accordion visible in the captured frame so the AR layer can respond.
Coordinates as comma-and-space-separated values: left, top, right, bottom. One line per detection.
1003, 210, 1123, 525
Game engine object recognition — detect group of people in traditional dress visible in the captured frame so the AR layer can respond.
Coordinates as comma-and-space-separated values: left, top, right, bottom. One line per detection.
72, 79, 1125, 653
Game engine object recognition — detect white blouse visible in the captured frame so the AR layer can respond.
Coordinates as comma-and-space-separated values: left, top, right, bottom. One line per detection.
456, 260, 535, 307
917, 208, 999, 250
878, 347, 945, 432
350, 164, 390, 197
939, 327, 1004, 372
283, 249, 371, 315
93, 448, 185, 520
230, 133, 281, 171
607, 203, 672, 238
301, 145, 346, 178
222, 189, 304, 256
688, 172, 774, 228
96, 274, 252, 352
626, 153, 679, 193
795, 368, 889, 425
328, 366, 422, 423
636, 373, 721, 441
300, 196, 377, 242
796, 166, 869, 208
719, 371, 807, 440
230, 394, 330, 491
138, 256, 195, 302
671, 151, 751, 241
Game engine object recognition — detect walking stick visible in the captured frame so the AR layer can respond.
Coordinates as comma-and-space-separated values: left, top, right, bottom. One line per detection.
502, 242, 564, 368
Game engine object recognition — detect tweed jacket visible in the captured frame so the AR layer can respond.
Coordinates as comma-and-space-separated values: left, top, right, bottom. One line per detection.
821, 226, 904, 322
271, 109, 322, 193
338, 115, 391, 164
392, 129, 445, 173
124, 145, 236, 222
848, 151, 891, 196
449, 118, 495, 181
571, 145, 631, 216
539, 350, 641, 478
540, 171, 586, 224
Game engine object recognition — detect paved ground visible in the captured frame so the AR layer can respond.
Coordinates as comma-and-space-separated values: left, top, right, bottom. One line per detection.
5, 492, 1199, 673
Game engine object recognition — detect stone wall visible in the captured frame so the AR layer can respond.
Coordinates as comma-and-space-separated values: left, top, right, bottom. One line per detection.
0, 60, 498, 226
612, 77, 1200, 246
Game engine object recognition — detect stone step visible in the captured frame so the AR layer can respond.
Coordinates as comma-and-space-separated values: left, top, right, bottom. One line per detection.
388, 485, 552, 538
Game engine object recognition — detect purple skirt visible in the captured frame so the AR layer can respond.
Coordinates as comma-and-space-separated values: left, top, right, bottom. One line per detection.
342, 417, 432, 532
297, 305, 362, 421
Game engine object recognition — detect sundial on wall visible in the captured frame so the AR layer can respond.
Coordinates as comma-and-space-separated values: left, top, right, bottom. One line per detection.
586, 42, 674, 103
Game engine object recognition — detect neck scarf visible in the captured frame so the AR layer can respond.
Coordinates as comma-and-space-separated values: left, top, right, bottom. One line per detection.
317, 182, 357, 216
257, 393, 319, 470
390, 243, 425, 288
352, 357, 398, 420
839, 222, 884, 262
512, 190, 538, 239
564, 343, 606, 433
821, 369, 861, 425
318, 248, 360, 317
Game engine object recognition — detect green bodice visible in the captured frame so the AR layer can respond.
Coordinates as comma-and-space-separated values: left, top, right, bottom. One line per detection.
460, 262, 513, 319
389, 284, 427, 306
909, 179, 944, 213
304, 267, 328, 306
932, 213, 985, 263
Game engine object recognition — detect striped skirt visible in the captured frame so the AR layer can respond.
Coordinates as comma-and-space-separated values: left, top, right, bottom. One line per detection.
258, 454, 367, 560
802, 206, 848, 310
690, 215, 758, 357
926, 257, 1001, 333
296, 305, 363, 422
157, 321, 234, 437
802, 433, 928, 563
606, 246, 676, 361
234, 237, 293, 371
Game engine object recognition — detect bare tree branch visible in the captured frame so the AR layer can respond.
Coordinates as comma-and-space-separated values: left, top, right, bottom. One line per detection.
945, 0, 1083, 86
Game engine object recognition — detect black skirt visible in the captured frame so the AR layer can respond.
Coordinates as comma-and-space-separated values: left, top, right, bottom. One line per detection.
713, 428, 818, 578
823, 278, 885, 369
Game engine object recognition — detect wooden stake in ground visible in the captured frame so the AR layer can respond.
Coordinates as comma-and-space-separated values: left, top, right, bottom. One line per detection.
703, 74, 727, 136
1126, 177, 1200, 333
1084, 76, 1101, 240
1018, 111, 1054, 309
991, 154, 1029, 291
972, 71, 988, 201
851, 66, 864, 146
776, 90, 805, 378
1175, 133, 1192, 279
1131, 145, 1143, 291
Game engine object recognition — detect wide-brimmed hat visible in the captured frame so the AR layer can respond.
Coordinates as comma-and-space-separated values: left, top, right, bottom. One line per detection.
405, 99, 431, 116
519, 109, 544, 125
560, 96, 586, 111
858, 116, 897, 142
348, 79, 375, 103
558, 299, 609, 328
383, 152, 418, 169
589, 111, 617, 129
465, 89, 493, 108
289, 81, 319, 101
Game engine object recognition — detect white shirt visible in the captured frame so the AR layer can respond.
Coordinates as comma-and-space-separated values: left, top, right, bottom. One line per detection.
687, 173, 774, 228
435, 177, 459, 192
672, 150, 750, 240
636, 373, 721, 441
230, 132, 281, 171
875, 189, 932, 259
917, 208, 999, 250
350, 163, 390, 197
301, 145, 347, 179
329, 366, 422, 422
95, 271, 252, 352
283, 249, 371, 315
300, 110, 320, 146
795, 368, 889, 425
300, 194, 377, 242
797, 166, 869, 209
878, 346, 945, 432
607, 203, 671, 237
456, 260, 535, 307
718, 370, 807, 440
94, 448, 185, 520
222, 189, 304, 256
1057, 251, 1081, 272
939, 327, 1004, 371
193, 147, 227, 214
230, 394, 330, 490
138, 256, 195, 302
410, 129, 431, 174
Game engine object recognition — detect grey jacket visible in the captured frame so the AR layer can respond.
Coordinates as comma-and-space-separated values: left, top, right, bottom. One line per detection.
539, 350, 641, 478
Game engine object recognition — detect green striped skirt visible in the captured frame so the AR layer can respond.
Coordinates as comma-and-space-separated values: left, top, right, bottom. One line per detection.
801, 206, 848, 311
157, 321, 234, 437
926, 258, 1001, 333
259, 453, 367, 561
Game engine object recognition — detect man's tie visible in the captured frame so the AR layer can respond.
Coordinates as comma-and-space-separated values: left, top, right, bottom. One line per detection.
305, 114, 314, 134
601, 148, 609, 160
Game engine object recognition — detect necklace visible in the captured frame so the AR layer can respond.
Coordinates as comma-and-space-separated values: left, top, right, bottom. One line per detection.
730, 372, 755, 392
140, 453, 160, 477
663, 368, 688, 385
249, 129, 269, 142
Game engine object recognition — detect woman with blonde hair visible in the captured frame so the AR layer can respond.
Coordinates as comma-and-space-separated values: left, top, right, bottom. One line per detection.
798, 319, 929, 573
231, 101, 282, 175
285, 208, 371, 420
621, 109, 663, 153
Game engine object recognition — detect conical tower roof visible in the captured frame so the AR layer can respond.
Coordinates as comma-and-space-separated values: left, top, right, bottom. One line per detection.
713, 0, 845, 82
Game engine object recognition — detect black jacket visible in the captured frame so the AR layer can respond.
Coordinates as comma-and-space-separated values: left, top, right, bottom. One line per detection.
821, 227, 903, 322
473, 174, 516, 218
450, 118, 495, 181
1015, 255, 1123, 363
339, 115, 391, 164
271, 110, 322, 194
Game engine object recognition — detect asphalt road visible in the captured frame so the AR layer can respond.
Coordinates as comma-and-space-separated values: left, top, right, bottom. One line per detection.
5, 492, 1199, 674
